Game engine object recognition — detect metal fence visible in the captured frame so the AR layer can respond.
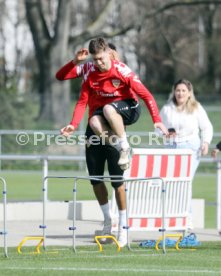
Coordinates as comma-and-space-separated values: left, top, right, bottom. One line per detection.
0, 153, 221, 232
0, 129, 220, 169
0, 130, 221, 232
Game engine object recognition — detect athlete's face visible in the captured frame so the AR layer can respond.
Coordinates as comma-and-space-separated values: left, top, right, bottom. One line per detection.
92, 50, 111, 72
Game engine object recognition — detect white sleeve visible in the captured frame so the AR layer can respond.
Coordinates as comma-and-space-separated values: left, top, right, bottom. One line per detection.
154, 105, 170, 136
159, 105, 171, 127
197, 104, 213, 144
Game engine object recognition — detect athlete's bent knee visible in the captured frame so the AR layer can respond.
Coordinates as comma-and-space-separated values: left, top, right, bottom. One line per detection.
103, 104, 117, 119
89, 116, 100, 132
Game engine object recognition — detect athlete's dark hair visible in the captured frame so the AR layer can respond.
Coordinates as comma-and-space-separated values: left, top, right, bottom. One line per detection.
108, 42, 117, 51
89, 37, 109, 54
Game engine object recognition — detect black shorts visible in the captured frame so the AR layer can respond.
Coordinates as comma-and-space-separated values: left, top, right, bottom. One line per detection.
85, 143, 124, 188
92, 99, 141, 126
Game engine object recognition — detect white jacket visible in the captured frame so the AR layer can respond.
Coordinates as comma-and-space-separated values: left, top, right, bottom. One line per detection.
160, 102, 213, 144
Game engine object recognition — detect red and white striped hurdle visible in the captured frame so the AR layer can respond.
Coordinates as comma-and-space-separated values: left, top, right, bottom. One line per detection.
127, 148, 192, 179
111, 148, 193, 232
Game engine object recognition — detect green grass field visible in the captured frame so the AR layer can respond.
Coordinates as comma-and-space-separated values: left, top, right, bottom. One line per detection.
0, 171, 218, 228
1, 242, 221, 275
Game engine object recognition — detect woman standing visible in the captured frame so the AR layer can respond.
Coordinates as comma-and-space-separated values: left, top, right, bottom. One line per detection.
160, 79, 213, 177
160, 79, 213, 230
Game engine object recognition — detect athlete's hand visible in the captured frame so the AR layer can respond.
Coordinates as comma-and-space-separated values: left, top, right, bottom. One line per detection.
60, 125, 75, 137
154, 122, 169, 136
73, 48, 89, 64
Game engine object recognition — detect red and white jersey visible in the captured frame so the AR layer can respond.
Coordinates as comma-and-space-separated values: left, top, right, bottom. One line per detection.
70, 60, 161, 128
55, 60, 94, 81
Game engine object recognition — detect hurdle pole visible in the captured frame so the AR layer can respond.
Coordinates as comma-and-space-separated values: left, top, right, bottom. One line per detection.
70, 178, 77, 252
43, 158, 48, 202
41, 176, 47, 249
161, 178, 166, 254
0, 177, 8, 257
124, 179, 131, 250
40, 158, 48, 249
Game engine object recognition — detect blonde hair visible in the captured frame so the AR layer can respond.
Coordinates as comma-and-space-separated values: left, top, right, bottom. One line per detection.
168, 79, 198, 113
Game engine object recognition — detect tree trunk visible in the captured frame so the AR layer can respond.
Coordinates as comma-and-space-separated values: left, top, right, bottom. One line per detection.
25, 0, 71, 127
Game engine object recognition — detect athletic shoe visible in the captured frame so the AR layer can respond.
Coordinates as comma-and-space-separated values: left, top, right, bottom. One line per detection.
118, 148, 131, 167
94, 219, 113, 244
117, 227, 127, 248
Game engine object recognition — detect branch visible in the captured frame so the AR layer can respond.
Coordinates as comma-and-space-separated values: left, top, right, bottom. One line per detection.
25, 0, 51, 50
86, 0, 116, 33
138, 0, 221, 28
69, 0, 221, 47
161, 30, 195, 71
54, 0, 71, 43
69, 25, 133, 47
69, 0, 119, 46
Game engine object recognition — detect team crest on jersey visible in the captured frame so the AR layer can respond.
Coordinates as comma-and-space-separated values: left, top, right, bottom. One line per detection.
112, 79, 120, 88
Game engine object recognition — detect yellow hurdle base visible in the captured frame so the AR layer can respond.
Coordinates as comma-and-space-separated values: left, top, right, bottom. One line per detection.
94, 235, 121, 252
17, 236, 44, 254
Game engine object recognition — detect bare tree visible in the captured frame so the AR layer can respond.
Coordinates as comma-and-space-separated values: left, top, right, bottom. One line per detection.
200, 5, 218, 88
24, 0, 72, 126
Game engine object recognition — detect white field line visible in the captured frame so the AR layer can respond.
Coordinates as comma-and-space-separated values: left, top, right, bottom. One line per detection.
0, 267, 221, 274
2, 252, 176, 260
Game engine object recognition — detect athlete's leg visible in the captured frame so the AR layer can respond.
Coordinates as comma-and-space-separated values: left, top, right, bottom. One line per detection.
86, 142, 111, 217
114, 184, 127, 247
89, 115, 113, 143
114, 184, 126, 210
103, 104, 127, 141
89, 100, 140, 168
102, 104, 130, 167
85, 140, 112, 239
89, 115, 121, 150
103, 104, 130, 153
89, 104, 129, 167
103, 100, 141, 167
93, 182, 108, 205
106, 145, 127, 247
